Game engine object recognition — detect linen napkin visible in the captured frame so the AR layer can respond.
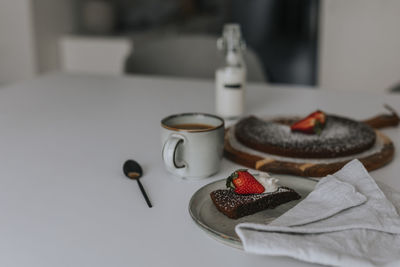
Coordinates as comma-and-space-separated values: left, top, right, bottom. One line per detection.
235, 160, 400, 266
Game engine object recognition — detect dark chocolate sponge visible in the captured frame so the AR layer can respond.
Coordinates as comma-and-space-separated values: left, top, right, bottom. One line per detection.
210, 187, 301, 219
234, 115, 376, 158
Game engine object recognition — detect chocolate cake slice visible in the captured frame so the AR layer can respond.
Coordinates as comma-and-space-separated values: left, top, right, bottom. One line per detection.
210, 187, 301, 219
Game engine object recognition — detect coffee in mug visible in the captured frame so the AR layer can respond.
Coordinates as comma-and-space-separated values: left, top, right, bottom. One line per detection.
161, 113, 225, 179
171, 123, 214, 130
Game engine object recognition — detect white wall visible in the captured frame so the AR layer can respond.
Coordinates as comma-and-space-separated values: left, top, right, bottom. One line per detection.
319, 0, 400, 92
0, 0, 36, 84
0, 0, 76, 85
32, 0, 77, 73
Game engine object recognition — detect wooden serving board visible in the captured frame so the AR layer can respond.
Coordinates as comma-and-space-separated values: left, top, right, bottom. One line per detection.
224, 122, 395, 178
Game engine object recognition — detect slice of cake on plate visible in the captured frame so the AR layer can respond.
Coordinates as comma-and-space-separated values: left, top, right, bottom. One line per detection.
210, 170, 301, 219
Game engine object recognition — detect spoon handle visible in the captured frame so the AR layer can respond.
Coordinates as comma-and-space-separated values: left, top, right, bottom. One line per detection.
136, 179, 152, 208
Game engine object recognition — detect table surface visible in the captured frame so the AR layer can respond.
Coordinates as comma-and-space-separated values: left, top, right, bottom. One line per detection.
0, 73, 399, 267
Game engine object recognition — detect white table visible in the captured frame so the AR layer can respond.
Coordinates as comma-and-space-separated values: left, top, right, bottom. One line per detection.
0, 73, 399, 267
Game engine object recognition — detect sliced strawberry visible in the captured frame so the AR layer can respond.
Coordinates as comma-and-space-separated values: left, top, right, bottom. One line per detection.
309, 110, 326, 124
226, 169, 265, 194
291, 111, 326, 135
291, 117, 318, 134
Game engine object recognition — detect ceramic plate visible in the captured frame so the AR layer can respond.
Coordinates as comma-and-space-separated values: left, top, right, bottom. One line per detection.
189, 174, 318, 249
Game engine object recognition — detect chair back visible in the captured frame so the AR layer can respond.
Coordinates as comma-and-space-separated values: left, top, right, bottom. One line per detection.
125, 34, 266, 82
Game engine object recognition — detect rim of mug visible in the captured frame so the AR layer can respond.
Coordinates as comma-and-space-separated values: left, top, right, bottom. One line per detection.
161, 113, 225, 133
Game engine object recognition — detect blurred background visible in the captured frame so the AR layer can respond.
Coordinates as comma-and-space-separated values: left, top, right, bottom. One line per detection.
0, 0, 399, 91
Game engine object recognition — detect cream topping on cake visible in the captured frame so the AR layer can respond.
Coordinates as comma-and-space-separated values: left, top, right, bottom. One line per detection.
256, 172, 279, 193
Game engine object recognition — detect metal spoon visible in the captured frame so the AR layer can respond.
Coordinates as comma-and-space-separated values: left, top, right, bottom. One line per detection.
123, 160, 152, 208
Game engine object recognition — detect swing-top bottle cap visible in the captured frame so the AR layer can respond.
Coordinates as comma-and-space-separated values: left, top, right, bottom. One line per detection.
217, 23, 246, 52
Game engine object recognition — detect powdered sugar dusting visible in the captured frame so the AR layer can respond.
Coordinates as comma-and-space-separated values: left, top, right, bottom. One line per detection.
228, 123, 384, 164
234, 115, 376, 158
211, 187, 291, 210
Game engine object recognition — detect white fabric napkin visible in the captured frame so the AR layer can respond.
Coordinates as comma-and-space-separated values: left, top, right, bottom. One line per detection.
235, 160, 400, 266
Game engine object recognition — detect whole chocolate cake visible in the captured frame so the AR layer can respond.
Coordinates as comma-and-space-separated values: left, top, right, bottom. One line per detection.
210, 187, 301, 219
234, 115, 376, 158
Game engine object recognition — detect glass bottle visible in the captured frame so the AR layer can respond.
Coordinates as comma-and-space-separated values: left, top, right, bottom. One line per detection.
215, 24, 246, 119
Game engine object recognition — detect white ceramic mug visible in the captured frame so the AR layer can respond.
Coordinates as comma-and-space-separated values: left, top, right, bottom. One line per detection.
161, 113, 225, 179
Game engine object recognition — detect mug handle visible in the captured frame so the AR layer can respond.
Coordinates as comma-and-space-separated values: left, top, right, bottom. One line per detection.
162, 135, 186, 171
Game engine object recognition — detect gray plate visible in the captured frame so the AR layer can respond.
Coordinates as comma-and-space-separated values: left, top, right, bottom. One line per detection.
189, 174, 318, 249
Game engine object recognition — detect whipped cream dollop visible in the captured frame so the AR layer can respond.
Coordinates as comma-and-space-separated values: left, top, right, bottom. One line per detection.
256, 172, 279, 193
